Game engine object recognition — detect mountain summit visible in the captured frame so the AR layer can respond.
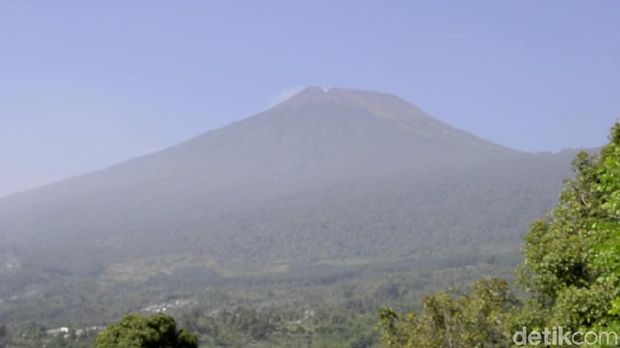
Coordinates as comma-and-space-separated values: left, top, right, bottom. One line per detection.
275, 86, 498, 147
0, 87, 574, 277
157, 86, 512, 188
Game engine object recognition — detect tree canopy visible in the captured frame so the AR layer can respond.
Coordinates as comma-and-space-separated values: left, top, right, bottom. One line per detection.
379, 123, 620, 347
95, 313, 198, 348
378, 278, 516, 348
518, 123, 620, 333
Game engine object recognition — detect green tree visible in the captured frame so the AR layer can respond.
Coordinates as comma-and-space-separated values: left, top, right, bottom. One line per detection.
95, 313, 198, 348
518, 123, 620, 333
379, 123, 620, 347
378, 278, 516, 348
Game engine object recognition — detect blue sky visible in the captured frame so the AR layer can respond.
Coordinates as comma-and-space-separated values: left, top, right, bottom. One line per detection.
1, 1, 619, 196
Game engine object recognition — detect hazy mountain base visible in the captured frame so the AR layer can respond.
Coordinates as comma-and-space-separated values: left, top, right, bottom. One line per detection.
1, 248, 519, 347
0, 88, 576, 276
0, 160, 572, 346
0, 87, 580, 346
0, 154, 573, 274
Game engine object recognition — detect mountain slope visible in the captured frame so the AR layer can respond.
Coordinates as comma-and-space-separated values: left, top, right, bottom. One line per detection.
0, 87, 575, 277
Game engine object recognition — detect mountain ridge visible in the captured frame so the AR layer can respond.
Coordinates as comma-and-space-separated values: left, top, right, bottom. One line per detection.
0, 86, 565, 201
0, 87, 576, 278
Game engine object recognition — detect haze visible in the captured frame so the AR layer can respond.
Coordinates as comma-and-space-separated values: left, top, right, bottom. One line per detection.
1, 0, 619, 197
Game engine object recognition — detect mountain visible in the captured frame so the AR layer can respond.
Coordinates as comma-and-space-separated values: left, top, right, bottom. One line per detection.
0, 87, 575, 280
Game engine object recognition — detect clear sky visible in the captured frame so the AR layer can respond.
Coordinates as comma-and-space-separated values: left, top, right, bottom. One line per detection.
1, 1, 619, 197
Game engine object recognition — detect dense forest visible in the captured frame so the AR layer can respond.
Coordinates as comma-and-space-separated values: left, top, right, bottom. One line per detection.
1, 124, 616, 347
379, 124, 620, 347
0, 0, 617, 346
0, 88, 580, 347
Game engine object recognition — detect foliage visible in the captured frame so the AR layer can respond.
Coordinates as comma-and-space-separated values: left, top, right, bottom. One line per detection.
518, 123, 620, 332
95, 313, 198, 348
378, 278, 515, 348
0, 245, 515, 347
379, 123, 620, 347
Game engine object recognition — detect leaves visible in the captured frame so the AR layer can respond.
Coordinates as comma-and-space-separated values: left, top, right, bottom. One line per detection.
379, 123, 620, 347
378, 278, 515, 348
95, 313, 198, 348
